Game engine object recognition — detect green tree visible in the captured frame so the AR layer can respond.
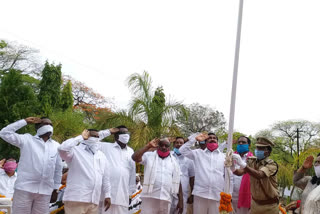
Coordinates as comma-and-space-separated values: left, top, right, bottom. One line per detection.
0, 69, 38, 159
95, 71, 187, 150
50, 110, 87, 143
38, 61, 62, 115
60, 81, 73, 111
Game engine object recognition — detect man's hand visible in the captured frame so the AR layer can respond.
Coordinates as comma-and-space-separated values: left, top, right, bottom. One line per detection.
195, 133, 209, 142
104, 197, 111, 211
82, 129, 90, 140
187, 195, 194, 204
0, 159, 6, 168
303, 155, 314, 169
50, 190, 58, 203
176, 200, 183, 214
232, 154, 247, 168
147, 138, 159, 149
109, 128, 119, 134
25, 117, 41, 124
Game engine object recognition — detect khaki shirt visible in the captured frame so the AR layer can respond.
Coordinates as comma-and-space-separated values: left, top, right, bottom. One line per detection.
247, 157, 279, 200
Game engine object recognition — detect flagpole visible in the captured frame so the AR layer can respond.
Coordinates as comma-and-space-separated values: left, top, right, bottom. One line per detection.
225, 0, 244, 195
227, 0, 244, 152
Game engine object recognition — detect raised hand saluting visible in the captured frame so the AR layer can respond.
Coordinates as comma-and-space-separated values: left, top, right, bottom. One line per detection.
25, 117, 41, 124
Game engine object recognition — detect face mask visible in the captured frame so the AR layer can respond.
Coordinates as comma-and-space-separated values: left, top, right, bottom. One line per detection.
82, 137, 100, 154
255, 149, 265, 160
237, 144, 249, 154
86, 137, 100, 143
173, 147, 181, 155
37, 125, 53, 137
4, 162, 17, 173
157, 149, 170, 158
206, 142, 218, 152
314, 166, 320, 178
118, 134, 130, 144
199, 141, 206, 145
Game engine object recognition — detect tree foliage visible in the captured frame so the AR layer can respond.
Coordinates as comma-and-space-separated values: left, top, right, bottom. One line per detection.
95, 71, 187, 150
0, 40, 41, 75
38, 62, 62, 115
63, 75, 113, 108
60, 81, 73, 111
177, 103, 226, 136
0, 69, 38, 159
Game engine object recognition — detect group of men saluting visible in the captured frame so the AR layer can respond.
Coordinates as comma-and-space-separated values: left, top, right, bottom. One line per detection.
0, 117, 279, 214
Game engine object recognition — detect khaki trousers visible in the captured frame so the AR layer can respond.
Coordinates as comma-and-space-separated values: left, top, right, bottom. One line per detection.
250, 200, 278, 214
64, 201, 99, 214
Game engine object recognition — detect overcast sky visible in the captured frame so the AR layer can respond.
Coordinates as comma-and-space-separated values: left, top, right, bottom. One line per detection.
1, 0, 320, 136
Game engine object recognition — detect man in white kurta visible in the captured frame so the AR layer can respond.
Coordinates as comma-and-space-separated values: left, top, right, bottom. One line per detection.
58, 129, 111, 214
98, 126, 136, 214
179, 133, 232, 214
132, 138, 183, 214
0, 158, 17, 198
170, 137, 195, 214
0, 117, 63, 214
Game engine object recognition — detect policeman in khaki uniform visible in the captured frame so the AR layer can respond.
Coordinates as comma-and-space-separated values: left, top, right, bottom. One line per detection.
232, 137, 279, 214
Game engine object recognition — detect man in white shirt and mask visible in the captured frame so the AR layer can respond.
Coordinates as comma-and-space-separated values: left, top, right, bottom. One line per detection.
170, 137, 195, 214
98, 125, 136, 214
179, 132, 232, 214
58, 129, 111, 214
0, 117, 63, 214
132, 138, 183, 214
0, 158, 18, 199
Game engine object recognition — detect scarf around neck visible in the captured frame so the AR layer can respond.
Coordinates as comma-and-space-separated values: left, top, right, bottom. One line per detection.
143, 151, 180, 195
236, 151, 253, 208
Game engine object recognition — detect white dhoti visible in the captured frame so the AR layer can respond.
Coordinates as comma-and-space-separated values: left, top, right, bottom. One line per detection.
170, 196, 187, 214
64, 201, 99, 214
12, 189, 51, 214
193, 195, 219, 214
141, 198, 171, 214
100, 204, 128, 214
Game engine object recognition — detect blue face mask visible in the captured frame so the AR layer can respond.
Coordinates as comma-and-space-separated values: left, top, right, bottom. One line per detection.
199, 141, 205, 145
236, 144, 249, 154
173, 147, 181, 155
255, 149, 265, 160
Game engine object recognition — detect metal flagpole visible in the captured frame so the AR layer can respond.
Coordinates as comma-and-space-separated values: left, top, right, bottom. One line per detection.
224, 0, 244, 194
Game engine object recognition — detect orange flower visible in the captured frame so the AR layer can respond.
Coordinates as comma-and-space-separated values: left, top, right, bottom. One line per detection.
219, 192, 233, 213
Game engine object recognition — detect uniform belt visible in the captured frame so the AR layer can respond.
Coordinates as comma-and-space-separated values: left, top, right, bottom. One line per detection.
252, 196, 279, 205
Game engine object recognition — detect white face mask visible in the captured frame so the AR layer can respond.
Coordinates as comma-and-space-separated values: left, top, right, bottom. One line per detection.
37, 125, 53, 137
86, 137, 100, 143
314, 165, 320, 178
118, 134, 130, 144
82, 137, 100, 154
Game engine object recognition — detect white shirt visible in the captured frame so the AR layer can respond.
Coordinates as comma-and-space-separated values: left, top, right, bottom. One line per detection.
172, 152, 195, 201
58, 136, 111, 205
99, 129, 136, 207
180, 140, 232, 201
0, 119, 63, 195
140, 151, 179, 202
0, 168, 17, 198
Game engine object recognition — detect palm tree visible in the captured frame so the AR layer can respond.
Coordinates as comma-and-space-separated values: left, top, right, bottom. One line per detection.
95, 71, 187, 150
